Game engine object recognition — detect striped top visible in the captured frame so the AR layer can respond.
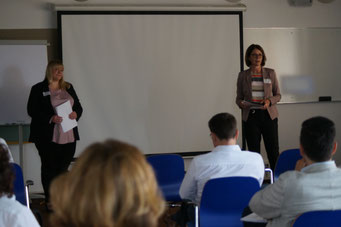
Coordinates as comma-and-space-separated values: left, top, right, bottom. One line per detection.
251, 72, 264, 103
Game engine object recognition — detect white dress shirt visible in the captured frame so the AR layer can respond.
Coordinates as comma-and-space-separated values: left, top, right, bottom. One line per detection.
179, 145, 265, 204
249, 161, 341, 227
0, 195, 40, 227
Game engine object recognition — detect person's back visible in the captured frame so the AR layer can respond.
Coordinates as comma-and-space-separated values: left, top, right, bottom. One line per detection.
0, 145, 40, 227
250, 116, 341, 227
180, 113, 264, 204
266, 166, 341, 226
185, 145, 264, 204
0, 195, 40, 227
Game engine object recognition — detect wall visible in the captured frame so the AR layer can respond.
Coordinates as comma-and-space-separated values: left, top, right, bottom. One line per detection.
1, 0, 341, 192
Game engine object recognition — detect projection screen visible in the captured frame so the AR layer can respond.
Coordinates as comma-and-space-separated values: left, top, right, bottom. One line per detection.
58, 11, 243, 156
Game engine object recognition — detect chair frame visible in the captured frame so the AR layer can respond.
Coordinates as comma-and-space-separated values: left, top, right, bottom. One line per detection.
197, 177, 261, 227
12, 163, 33, 209
274, 148, 301, 181
147, 154, 185, 202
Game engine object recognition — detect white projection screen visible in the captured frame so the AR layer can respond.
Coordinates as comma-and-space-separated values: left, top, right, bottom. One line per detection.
58, 11, 243, 156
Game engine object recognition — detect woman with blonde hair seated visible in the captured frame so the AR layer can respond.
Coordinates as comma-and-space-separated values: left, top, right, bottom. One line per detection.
49, 139, 165, 227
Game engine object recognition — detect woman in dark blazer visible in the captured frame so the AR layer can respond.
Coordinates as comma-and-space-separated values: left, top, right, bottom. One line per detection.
27, 60, 82, 207
236, 44, 281, 170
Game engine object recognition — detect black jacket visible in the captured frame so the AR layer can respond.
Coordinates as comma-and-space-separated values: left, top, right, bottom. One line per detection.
27, 79, 83, 143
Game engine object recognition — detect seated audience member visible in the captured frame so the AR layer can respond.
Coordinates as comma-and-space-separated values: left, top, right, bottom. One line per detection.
49, 139, 165, 227
0, 145, 40, 227
0, 137, 14, 162
249, 116, 341, 227
180, 112, 265, 205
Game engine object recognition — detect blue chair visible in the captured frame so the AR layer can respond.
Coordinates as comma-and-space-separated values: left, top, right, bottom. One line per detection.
12, 163, 30, 207
293, 210, 341, 227
12, 163, 42, 224
199, 177, 261, 227
274, 148, 301, 181
147, 154, 185, 202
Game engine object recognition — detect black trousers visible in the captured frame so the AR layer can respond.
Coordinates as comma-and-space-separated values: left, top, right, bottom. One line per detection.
34, 141, 76, 202
244, 109, 279, 171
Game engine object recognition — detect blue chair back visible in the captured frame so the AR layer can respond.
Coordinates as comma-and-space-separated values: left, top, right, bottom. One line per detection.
274, 148, 301, 181
147, 154, 185, 201
199, 177, 260, 227
12, 163, 27, 206
293, 210, 341, 227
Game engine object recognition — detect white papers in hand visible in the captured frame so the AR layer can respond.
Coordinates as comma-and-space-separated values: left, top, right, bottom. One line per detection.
240, 212, 267, 223
55, 100, 77, 133
242, 101, 264, 109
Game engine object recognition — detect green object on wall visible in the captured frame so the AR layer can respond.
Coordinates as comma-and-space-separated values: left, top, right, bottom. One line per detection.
0, 125, 30, 143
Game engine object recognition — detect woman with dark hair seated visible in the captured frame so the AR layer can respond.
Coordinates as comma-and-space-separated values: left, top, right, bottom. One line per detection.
0, 145, 40, 227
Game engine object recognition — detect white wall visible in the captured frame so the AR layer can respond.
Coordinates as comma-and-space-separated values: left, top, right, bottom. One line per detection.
2, 0, 341, 192
243, 0, 341, 28
1, 0, 341, 29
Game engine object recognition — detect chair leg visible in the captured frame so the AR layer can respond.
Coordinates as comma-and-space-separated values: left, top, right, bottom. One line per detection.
25, 186, 30, 209
265, 168, 274, 184
194, 205, 199, 227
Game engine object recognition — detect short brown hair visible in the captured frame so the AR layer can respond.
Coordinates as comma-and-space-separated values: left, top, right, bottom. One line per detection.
245, 44, 267, 67
50, 139, 165, 227
300, 116, 335, 162
208, 112, 237, 140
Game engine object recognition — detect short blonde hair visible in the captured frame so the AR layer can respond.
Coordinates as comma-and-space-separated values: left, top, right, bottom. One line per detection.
45, 60, 70, 90
50, 139, 165, 227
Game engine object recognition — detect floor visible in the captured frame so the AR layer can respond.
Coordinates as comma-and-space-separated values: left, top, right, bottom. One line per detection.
30, 197, 51, 227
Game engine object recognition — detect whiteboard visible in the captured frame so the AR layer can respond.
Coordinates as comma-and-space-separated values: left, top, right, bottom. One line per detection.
59, 12, 243, 155
244, 28, 341, 103
0, 41, 48, 124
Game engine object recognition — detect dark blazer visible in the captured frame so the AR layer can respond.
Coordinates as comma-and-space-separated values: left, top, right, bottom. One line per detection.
236, 67, 281, 122
27, 79, 83, 143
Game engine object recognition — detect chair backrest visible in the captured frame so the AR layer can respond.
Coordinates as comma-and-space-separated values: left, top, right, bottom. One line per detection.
147, 154, 185, 202
12, 163, 27, 206
199, 177, 260, 227
274, 148, 301, 181
293, 210, 341, 227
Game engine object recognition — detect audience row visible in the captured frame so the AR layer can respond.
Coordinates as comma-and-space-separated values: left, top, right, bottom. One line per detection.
0, 112, 340, 227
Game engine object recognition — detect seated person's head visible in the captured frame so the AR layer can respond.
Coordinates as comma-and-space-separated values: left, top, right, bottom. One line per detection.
300, 116, 337, 162
50, 139, 165, 227
208, 112, 238, 145
0, 145, 14, 196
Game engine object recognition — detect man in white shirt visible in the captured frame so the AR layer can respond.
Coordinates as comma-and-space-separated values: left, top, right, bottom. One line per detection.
250, 116, 341, 227
179, 112, 265, 205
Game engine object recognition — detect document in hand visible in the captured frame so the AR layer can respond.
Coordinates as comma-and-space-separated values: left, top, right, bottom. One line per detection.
55, 100, 77, 133
240, 212, 267, 223
242, 101, 264, 109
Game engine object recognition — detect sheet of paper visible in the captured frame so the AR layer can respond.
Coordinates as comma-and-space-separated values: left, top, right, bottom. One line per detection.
242, 101, 264, 109
240, 212, 267, 223
55, 100, 77, 133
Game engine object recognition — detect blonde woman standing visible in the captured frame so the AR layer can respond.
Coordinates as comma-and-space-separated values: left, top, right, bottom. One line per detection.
27, 60, 83, 208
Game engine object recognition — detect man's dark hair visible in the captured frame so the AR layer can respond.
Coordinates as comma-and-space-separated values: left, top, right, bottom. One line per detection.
208, 112, 237, 140
300, 116, 336, 162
